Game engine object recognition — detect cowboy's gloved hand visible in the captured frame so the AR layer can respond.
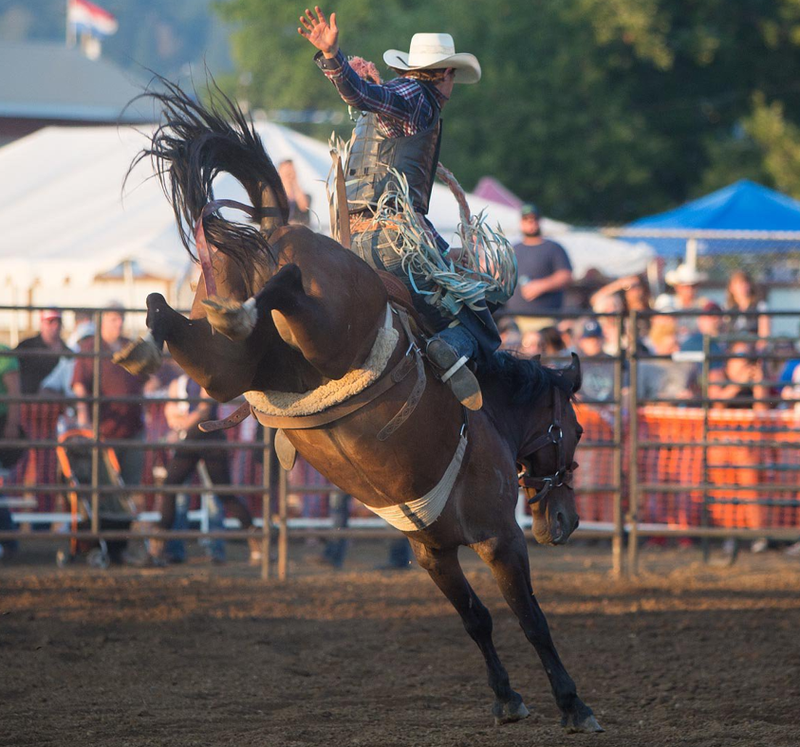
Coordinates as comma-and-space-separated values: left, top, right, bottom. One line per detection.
298, 6, 339, 58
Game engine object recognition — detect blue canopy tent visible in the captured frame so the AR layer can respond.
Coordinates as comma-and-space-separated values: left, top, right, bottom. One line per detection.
614, 180, 800, 258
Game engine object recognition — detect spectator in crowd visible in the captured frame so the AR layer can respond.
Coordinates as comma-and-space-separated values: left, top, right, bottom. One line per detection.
148, 373, 260, 566
775, 321, 800, 395
780, 364, 800, 412
725, 270, 770, 343
637, 317, 698, 402
0, 345, 22, 560
591, 293, 624, 356
654, 263, 708, 342
497, 317, 522, 352
539, 325, 566, 358
591, 274, 651, 315
40, 311, 95, 397
591, 273, 652, 348
680, 301, 726, 371
708, 340, 769, 410
519, 328, 542, 358
576, 320, 615, 403
14, 310, 71, 533
71, 304, 150, 492
501, 203, 573, 332
557, 319, 577, 353
15, 310, 70, 395
278, 159, 312, 226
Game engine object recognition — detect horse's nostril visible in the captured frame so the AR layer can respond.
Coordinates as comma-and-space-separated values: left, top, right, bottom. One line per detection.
555, 511, 565, 534
573, 517, 580, 532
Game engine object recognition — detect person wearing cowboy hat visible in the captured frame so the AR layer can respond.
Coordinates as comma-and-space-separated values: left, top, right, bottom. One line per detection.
299, 7, 498, 411
654, 263, 709, 342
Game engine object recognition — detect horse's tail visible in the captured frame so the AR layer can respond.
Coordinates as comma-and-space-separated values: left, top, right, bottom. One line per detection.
126, 74, 289, 290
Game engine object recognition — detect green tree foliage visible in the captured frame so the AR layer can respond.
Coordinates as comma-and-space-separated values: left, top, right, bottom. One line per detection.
215, 0, 800, 223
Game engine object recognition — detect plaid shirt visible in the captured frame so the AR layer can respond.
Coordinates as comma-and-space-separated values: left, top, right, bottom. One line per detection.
315, 50, 448, 252
315, 50, 443, 137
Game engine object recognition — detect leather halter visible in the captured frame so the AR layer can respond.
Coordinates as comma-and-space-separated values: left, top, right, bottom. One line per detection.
517, 386, 578, 506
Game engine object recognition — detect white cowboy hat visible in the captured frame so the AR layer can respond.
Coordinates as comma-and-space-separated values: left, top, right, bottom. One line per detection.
664, 263, 708, 287
383, 33, 481, 84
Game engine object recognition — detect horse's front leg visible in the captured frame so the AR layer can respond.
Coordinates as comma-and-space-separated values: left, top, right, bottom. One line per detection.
409, 539, 530, 726
114, 293, 261, 401
475, 530, 604, 733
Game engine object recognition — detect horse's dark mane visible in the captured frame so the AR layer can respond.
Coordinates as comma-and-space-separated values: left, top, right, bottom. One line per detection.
125, 74, 289, 295
478, 351, 578, 406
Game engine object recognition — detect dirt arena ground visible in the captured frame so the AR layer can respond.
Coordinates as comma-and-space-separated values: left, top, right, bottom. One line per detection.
2, 539, 800, 747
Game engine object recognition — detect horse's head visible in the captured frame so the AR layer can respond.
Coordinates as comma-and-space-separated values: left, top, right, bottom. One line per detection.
518, 354, 583, 546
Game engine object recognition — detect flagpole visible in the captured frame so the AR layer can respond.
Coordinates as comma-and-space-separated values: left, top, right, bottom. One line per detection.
66, 0, 76, 47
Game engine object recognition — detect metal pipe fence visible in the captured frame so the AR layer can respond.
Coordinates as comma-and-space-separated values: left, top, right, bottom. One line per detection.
2, 305, 800, 578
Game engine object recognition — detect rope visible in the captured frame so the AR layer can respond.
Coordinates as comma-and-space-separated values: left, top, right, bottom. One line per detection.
369, 169, 517, 316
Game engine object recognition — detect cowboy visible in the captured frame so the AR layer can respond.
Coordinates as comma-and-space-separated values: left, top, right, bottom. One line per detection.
299, 6, 500, 411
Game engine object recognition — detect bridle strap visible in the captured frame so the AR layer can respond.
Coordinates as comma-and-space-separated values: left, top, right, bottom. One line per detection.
518, 388, 577, 505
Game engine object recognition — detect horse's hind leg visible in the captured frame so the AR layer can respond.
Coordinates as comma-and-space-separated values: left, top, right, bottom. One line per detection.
475, 530, 604, 733
409, 540, 530, 726
204, 263, 367, 380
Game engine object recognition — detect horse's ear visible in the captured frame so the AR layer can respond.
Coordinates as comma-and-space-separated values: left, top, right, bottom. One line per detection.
561, 352, 582, 394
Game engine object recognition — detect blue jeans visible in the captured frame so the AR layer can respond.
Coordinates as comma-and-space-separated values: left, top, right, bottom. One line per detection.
0, 506, 18, 555
350, 228, 501, 364
163, 492, 227, 562
323, 492, 350, 568
321, 492, 413, 569
386, 537, 413, 567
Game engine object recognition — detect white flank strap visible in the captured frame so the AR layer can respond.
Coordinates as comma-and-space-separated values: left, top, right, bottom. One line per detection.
440, 355, 468, 383
365, 431, 468, 532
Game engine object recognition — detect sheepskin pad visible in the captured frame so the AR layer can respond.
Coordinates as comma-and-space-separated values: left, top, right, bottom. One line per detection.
244, 306, 399, 417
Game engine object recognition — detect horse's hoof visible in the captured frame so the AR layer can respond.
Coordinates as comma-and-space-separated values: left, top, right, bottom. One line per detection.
562, 709, 604, 733
202, 296, 257, 341
493, 696, 530, 726
112, 333, 162, 376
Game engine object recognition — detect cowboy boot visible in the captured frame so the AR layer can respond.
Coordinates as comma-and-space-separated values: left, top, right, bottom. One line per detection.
426, 336, 483, 411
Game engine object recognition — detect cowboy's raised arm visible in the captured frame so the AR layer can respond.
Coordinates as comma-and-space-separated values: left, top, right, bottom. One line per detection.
299, 7, 427, 122
298, 6, 339, 58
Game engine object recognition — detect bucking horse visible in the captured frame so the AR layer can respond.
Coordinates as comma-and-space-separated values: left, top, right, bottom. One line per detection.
115, 79, 603, 734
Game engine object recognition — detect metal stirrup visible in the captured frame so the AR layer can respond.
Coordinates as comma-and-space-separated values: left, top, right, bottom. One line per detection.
440, 355, 468, 383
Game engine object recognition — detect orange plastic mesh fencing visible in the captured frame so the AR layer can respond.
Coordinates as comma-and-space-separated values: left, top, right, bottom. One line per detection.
637, 406, 704, 527
572, 404, 618, 524
637, 406, 800, 529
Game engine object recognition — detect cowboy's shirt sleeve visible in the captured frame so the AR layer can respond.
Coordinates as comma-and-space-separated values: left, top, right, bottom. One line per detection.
314, 50, 434, 130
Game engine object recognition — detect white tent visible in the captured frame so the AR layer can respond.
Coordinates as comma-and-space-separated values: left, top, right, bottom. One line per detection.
0, 121, 653, 326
